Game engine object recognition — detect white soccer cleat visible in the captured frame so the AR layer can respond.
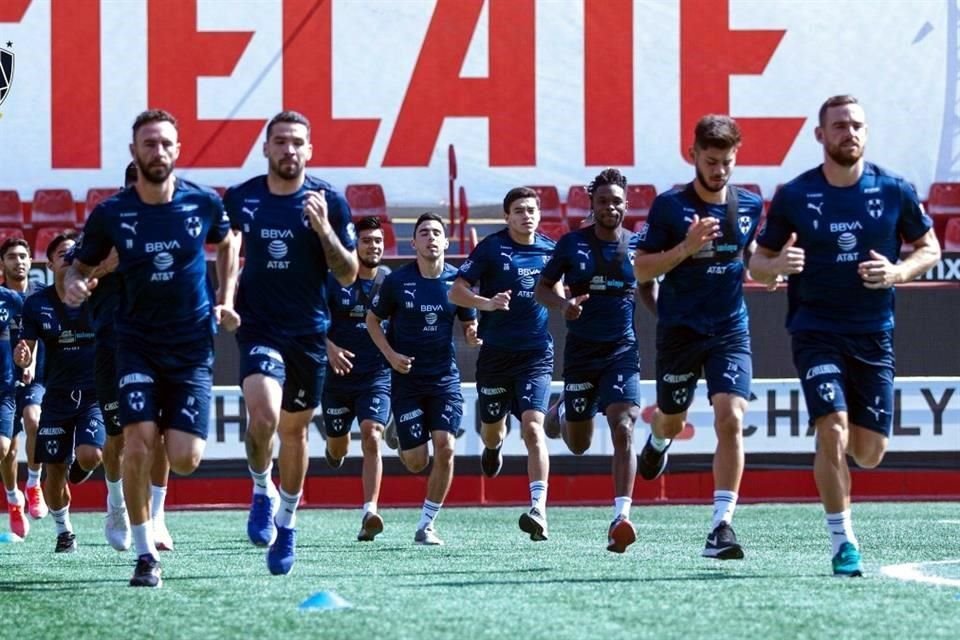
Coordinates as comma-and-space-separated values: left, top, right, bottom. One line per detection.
104, 505, 132, 551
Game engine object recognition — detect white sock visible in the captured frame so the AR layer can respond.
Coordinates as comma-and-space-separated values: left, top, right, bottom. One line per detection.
106, 478, 125, 510
711, 490, 738, 529
362, 501, 377, 516
613, 496, 632, 520
274, 489, 302, 529
825, 510, 858, 556
5, 488, 22, 505
249, 464, 275, 496
529, 480, 547, 512
417, 499, 442, 530
26, 467, 41, 488
132, 521, 159, 559
151, 485, 167, 520
51, 506, 72, 535
650, 434, 671, 452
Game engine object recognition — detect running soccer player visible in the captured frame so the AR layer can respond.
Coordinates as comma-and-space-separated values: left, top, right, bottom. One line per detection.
14, 233, 105, 554
449, 187, 557, 540
65, 109, 240, 587
633, 115, 763, 560
0, 281, 27, 538
749, 95, 940, 576
366, 213, 479, 545
323, 216, 392, 542
535, 168, 656, 553
224, 110, 357, 575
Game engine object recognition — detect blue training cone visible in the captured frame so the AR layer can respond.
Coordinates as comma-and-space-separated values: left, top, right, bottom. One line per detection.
299, 591, 353, 611
0, 532, 24, 543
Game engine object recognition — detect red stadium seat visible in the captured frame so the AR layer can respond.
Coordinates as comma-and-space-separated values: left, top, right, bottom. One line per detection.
927, 182, 960, 214
538, 219, 569, 241
0, 190, 23, 225
32, 226, 74, 261
345, 184, 390, 221
31, 189, 76, 225
626, 184, 656, 229
566, 185, 591, 226
944, 217, 960, 252
527, 185, 563, 220
83, 187, 120, 223
0, 226, 25, 246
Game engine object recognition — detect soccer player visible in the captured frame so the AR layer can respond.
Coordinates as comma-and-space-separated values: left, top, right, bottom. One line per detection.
632, 115, 763, 559
535, 168, 656, 553
224, 110, 357, 575
0, 281, 26, 538
65, 109, 240, 587
0, 237, 47, 528
323, 216, 392, 541
366, 213, 479, 545
14, 233, 105, 553
449, 187, 557, 540
749, 95, 940, 576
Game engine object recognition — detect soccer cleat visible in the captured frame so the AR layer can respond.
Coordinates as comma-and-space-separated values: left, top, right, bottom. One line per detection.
68, 459, 95, 485
832, 541, 864, 577
154, 514, 174, 552
324, 448, 344, 470
638, 434, 670, 481
129, 554, 162, 588
25, 485, 48, 520
480, 444, 504, 478
544, 394, 563, 439
518, 507, 548, 542
8, 502, 29, 539
702, 522, 744, 560
267, 525, 297, 575
414, 525, 444, 546
104, 505, 131, 551
55, 531, 77, 553
606, 515, 636, 553
383, 419, 400, 451
247, 492, 279, 547
357, 511, 384, 542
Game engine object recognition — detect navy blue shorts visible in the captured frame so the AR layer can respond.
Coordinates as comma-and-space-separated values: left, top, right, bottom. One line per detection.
13, 382, 44, 433
237, 331, 328, 413
792, 330, 895, 436
0, 391, 15, 439
562, 335, 640, 421
35, 392, 105, 464
117, 335, 213, 439
393, 389, 463, 451
322, 371, 391, 437
655, 325, 752, 414
476, 345, 553, 423
94, 339, 122, 437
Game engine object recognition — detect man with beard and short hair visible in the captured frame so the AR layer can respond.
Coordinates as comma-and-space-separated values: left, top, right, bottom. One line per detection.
223, 110, 357, 575
65, 109, 240, 588
0, 237, 48, 530
749, 95, 940, 576
632, 115, 763, 560
535, 168, 656, 554
322, 216, 393, 542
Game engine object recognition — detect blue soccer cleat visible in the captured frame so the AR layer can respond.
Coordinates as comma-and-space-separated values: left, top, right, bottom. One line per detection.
832, 541, 864, 577
247, 493, 279, 547
267, 525, 296, 575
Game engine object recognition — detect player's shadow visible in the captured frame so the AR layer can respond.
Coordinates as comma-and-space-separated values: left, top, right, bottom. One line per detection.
403, 572, 782, 588
0, 578, 123, 592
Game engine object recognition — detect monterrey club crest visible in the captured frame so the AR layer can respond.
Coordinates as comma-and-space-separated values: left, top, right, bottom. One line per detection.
0, 44, 13, 108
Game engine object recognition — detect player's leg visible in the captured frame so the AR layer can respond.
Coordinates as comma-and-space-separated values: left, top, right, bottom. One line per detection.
477, 380, 510, 479
1, 402, 28, 539
560, 377, 598, 456
322, 389, 353, 469
356, 385, 390, 542
34, 414, 75, 552
20, 388, 47, 519
598, 362, 641, 554
516, 370, 551, 541
150, 437, 174, 551
415, 400, 459, 546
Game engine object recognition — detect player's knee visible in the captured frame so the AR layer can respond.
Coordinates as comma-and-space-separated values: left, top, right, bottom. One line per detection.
521, 421, 544, 448
610, 420, 634, 449
480, 427, 504, 449
247, 407, 279, 439
168, 451, 201, 475
564, 431, 591, 456
433, 441, 455, 467
75, 448, 102, 471
656, 413, 686, 439
0, 438, 9, 461
400, 451, 428, 473
326, 435, 349, 458
714, 412, 743, 441
360, 425, 382, 455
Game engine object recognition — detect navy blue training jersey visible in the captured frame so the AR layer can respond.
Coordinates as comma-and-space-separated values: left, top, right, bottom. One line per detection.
457, 229, 555, 350
0, 287, 21, 391
20, 286, 96, 392
87, 272, 122, 339
225, 175, 356, 337
370, 262, 476, 381
326, 267, 391, 378
5, 281, 45, 386
75, 180, 230, 344
638, 185, 763, 334
757, 163, 932, 334
540, 226, 639, 341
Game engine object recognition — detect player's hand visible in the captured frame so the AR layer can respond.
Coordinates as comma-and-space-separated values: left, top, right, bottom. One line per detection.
13, 340, 31, 368
465, 323, 482, 347
775, 232, 805, 275
214, 305, 241, 332
680, 214, 721, 256
388, 352, 415, 375
64, 276, 98, 307
484, 290, 511, 312
304, 190, 330, 236
563, 294, 589, 320
858, 250, 900, 289
91, 249, 120, 279
329, 344, 356, 376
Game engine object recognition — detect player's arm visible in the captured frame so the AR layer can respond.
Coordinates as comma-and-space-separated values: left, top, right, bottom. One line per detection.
633, 215, 720, 283
65, 206, 113, 306
214, 229, 241, 331
365, 310, 413, 374
858, 229, 940, 289
13, 339, 36, 369
637, 280, 658, 316
64, 260, 101, 307
448, 277, 510, 312
748, 233, 803, 286
325, 336, 355, 376
305, 190, 359, 287
535, 275, 588, 321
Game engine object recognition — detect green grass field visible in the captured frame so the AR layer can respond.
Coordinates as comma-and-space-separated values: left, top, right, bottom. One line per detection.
2, 502, 959, 639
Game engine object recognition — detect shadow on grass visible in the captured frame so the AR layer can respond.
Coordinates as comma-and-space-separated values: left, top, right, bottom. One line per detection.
401, 571, 807, 588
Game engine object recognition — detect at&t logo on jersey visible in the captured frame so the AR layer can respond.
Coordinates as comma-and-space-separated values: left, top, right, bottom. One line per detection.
151, 251, 175, 281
